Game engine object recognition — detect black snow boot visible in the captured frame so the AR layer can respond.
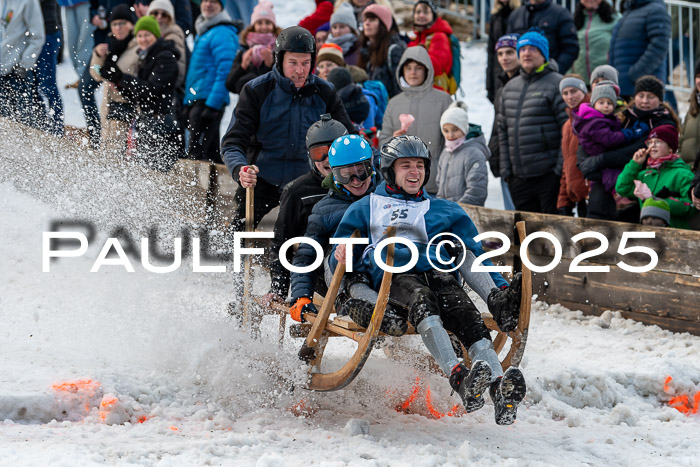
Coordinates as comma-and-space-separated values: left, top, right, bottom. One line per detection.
339, 299, 408, 336
449, 360, 492, 413
487, 272, 522, 332
489, 367, 526, 425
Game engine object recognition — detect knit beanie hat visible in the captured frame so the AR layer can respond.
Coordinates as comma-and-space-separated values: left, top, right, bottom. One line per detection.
134, 15, 161, 38
517, 28, 549, 61
640, 197, 671, 225
147, 0, 175, 20
330, 2, 358, 33
317, 43, 345, 67
327, 66, 353, 90
634, 75, 664, 100
647, 124, 679, 152
439, 101, 469, 135
594, 79, 620, 96
347, 64, 368, 83
363, 4, 393, 32
109, 4, 136, 24
316, 22, 330, 33
251, 0, 276, 27
495, 33, 519, 51
591, 84, 618, 107
590, 64, 619, 86
559, 76, 587, 95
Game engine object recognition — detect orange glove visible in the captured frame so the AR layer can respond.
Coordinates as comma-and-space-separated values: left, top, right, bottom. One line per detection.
289, 297, 317, 323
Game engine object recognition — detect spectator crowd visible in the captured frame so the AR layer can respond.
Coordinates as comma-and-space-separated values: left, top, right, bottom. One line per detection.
1, 0, 699, 229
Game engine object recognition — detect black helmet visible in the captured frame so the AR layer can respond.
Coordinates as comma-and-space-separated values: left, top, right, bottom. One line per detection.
274, 26, 316, 73
306, 114, 348, 177
380, 135, 431, 188
306, 114, 348, 149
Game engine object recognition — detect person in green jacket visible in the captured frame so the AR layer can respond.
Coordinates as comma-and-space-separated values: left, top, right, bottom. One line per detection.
571, 0, 619, 86
615, 124, 695, 228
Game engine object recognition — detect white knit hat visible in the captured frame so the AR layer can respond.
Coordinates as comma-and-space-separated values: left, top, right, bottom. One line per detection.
147, 0, 175, 21
440, 101, 469, 134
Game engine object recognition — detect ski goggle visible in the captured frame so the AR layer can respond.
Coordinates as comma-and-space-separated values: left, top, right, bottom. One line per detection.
308, 144, 331, 162
332, 160, 373, 185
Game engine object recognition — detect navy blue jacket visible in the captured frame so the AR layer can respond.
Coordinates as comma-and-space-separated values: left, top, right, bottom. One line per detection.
507, 0, 579, 74
329, 182, 509, 291
290, 175, 378, 301
221, 67, 355, 187
609, 0, 670, 97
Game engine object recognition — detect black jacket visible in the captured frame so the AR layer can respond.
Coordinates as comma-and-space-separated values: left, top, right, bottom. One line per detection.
488, 68, 518, 177
497, 62, 568, 180
507, 0, 580, 74
486, 5, 514, 104
117, 38, 180, 115
268, 170, 329, 296
221, 67, 355, 187
336, 82, 370, 124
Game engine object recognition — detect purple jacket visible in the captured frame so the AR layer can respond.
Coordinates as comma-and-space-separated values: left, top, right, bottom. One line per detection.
572, 103, 627, 155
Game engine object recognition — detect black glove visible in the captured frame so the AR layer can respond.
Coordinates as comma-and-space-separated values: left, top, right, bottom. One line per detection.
441, 239, 464, 262
487, 272, 522, 332
100, 60, 123, 83
577, 154, 604, 180
200, 105, 221, 123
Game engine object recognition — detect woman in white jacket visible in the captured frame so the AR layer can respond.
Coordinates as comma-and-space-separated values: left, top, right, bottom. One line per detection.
378, 45, 452, 194
436, 102, 489, 206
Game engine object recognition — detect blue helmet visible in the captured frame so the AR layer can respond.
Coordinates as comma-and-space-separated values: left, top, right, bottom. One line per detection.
328, 135, 374, 193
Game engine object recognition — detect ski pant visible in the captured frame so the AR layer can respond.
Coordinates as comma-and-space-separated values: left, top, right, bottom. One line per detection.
508, 172, 560, 214
186, 101, 224, 164
389, 270, 491, 349
34, 31, 64, 136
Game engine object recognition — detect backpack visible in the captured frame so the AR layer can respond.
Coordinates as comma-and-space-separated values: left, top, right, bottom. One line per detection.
425, 32, 462, 95
361, 80, 389, 130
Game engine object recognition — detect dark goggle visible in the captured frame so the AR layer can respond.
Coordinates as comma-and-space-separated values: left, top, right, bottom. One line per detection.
308, 145, 330, 162
332, 160, 373, 185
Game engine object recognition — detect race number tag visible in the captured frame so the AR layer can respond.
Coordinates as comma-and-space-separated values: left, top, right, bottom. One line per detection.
369, 193, 430, 246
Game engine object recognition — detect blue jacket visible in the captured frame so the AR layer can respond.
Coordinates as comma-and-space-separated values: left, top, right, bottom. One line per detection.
609, 0, 670, 97
220, 67, 355, 187
184, 11, 239, 110
329, 182, 509, 290
290, 175, 378, 301
507, 0, 580, 74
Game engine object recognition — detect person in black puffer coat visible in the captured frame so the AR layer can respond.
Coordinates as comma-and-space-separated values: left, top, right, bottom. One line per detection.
101, 16, 181, 171
497, 29, 568, 213
577, 75, 680, 221
486, 0, 520, 104
507, 0, 579, 74
327, 67, 370, 125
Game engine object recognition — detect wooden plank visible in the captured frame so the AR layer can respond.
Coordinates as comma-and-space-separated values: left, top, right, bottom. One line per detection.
554, 300, 700, 336
460, 205, 700, 277
529, 254, 700, 324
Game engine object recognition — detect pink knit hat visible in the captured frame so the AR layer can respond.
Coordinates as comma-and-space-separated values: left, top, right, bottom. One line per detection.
362, 4, 393, 32
251, 0, 276, 26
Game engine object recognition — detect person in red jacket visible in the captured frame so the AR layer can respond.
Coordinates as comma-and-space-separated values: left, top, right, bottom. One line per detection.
557, 74, 590, 216
408, 0, 453, 93
299, 0, 334, 36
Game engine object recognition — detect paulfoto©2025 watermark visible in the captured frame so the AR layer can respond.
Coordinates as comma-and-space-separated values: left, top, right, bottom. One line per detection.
42, 220, 661, 275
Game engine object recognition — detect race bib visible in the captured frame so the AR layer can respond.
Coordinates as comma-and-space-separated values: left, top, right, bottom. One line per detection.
368, 193, 430, 246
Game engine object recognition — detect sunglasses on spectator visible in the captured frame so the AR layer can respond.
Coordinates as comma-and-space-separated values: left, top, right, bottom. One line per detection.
308, 145, 330, 162
152, 10, 170, 18
111, 20, 130, 28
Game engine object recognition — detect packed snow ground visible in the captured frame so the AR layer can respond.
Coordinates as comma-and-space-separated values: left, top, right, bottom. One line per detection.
2, 1, 700, 464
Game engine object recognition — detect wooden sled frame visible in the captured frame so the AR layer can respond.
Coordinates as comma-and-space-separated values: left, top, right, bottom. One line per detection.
287, 221, 532, 392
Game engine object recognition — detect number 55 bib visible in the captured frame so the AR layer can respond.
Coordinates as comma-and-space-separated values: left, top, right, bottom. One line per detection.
369, 193, 430, 246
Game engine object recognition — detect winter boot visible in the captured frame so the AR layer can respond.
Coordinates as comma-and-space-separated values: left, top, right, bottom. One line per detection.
487, 272, 522, 332
339, 299, 408, 336
489, 367, 526, 425
449, 360, 492, 413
